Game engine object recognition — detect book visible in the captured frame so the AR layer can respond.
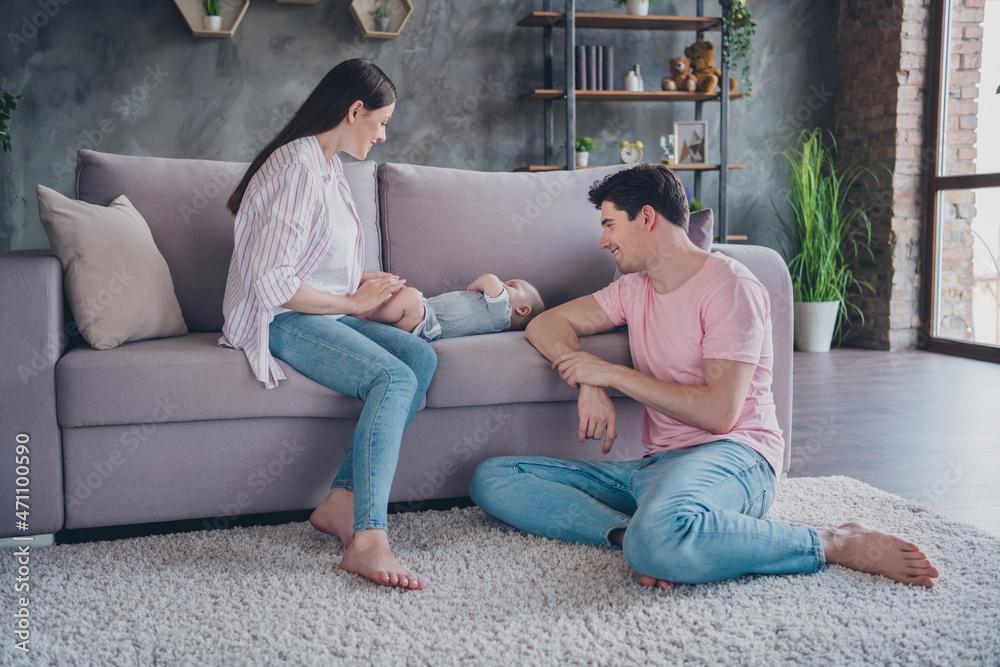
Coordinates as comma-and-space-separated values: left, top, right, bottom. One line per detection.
587, 45, 597, 92
602, 46, 614, 90
596, 46, 603, 91
576, 45, 587, 90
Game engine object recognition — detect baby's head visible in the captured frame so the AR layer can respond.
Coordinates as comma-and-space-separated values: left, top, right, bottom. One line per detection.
504, 279, 545, 331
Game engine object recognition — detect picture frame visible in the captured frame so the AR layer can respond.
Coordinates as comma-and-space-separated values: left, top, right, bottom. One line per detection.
674, 121, 707, 165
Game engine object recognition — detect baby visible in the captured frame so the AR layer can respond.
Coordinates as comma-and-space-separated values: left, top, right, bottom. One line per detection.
362, 273, 545, 341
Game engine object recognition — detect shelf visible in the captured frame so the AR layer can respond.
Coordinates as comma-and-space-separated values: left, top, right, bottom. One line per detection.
517, 11, 722, 32
522, 89, 748, 102
349, 0, 414, 39
515, 164, 747, 172
173, 0, 249, 38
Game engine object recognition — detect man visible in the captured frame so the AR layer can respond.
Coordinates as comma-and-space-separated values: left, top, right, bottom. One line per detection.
470, 164, 938, 589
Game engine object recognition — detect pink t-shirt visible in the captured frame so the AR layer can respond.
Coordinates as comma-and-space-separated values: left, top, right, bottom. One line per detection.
593, 253, 784, 475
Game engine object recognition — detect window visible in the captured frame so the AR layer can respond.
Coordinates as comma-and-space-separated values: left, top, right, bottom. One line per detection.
924, 0, 1000, 361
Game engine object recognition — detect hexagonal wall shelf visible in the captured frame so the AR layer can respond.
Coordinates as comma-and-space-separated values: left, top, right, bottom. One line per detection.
174, 0, 250, 38
349, 0, 413, 39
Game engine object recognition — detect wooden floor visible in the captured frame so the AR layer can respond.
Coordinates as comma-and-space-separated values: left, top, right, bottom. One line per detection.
789, 348, 1000, 536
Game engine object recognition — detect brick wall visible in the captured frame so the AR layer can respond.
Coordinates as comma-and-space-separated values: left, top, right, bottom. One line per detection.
835, 0, 983, 349
836, 0, 931, 350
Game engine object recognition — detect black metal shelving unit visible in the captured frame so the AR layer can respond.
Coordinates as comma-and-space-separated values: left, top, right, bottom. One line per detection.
517, 0, 744, 242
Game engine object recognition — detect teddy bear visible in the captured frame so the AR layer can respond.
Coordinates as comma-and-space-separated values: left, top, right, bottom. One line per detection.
661, 56, 697, 92
684, 39, 737, 93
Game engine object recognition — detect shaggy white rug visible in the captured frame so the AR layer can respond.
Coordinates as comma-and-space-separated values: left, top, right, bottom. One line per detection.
2, 476, 998, 666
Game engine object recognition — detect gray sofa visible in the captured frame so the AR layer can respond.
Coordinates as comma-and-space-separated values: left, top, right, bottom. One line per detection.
0, 150, 793, 540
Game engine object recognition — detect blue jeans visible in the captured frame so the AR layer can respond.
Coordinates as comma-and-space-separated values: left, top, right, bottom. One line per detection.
269, 312, 437, 533
470, 440, 825, 584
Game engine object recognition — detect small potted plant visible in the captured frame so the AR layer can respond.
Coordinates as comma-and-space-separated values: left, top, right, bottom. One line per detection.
775, 128, 880, 352
203, 0, 222, 31
614, 0, 656, 16
575, 136, 599, 167
370, 1, 391, 32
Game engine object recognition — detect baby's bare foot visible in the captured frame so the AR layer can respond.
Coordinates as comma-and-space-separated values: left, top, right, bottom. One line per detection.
820, 522, 939, 588
339, 529, 427, 590
309, 487, 356, 548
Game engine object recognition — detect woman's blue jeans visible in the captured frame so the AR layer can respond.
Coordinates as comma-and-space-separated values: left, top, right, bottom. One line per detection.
269, 312, 437, 534
470, 440, 825, 584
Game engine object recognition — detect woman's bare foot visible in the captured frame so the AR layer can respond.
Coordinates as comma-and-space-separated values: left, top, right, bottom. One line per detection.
339, 529, 427, 590
819, 522, 939, 588
309, 487, 356, 548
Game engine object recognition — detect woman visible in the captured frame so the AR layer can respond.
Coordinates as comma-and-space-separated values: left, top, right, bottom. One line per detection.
220, 59, 436, 590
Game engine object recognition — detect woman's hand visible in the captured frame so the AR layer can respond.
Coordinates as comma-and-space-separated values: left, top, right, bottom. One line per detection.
360, 270, 402, 285
348, 276, 405, 314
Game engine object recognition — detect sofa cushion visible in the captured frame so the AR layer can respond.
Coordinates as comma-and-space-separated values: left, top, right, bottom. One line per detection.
74, 150, 381, 333
379, 163, 628, 310
36, 185, 187, 350
55, 333, 366, 428
424, 330, 632, 409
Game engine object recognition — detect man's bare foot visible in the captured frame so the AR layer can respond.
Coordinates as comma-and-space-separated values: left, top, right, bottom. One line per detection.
611, 527, 677, 590
309, 487, 356, 548
638, 574, 676, 589
819, 522, 939, 588
339, 529, 427, 590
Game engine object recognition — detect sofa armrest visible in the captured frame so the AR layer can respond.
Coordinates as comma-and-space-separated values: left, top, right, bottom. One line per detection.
0, 250, 68, 536
710, 244, 794, 475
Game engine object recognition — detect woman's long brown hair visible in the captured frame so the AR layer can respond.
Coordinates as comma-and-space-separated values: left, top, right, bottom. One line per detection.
226, 59, 396, 214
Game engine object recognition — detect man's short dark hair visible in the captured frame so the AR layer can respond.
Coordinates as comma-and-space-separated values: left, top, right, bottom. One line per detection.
587, 164, 690, 231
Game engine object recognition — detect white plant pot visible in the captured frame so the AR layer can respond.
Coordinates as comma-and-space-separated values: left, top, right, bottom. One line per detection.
625, 0, 650, 16
794, 301, 841, 353
203, 15, 222, 31
374, 16, 391, 32
575, 151, 590, 167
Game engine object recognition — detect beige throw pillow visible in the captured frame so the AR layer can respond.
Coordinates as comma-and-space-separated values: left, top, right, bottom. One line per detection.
36, 185, 187, 350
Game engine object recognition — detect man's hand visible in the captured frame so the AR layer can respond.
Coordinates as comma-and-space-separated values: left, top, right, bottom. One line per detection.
466, 273, 504, 298
553, 351, 621, 390
578, 385, 618, 454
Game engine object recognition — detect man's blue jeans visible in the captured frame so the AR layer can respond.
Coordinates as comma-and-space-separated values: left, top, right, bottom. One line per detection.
269, 312, 437, 534
470, 440, 825, 584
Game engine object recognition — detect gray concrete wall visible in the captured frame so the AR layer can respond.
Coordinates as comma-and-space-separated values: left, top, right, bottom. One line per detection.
0, 0, 837, 253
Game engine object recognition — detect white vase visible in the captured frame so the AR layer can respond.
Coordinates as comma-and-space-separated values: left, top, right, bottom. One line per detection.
375, 16, 391, 32
624, 70, 640, 91
625, 0, 650, 16
575, 151, 590, 167
794, 301, 841, 352
203, 15, 222, 31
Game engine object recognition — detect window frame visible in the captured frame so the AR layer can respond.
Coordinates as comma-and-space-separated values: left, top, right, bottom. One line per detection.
921, 0, 1000, 362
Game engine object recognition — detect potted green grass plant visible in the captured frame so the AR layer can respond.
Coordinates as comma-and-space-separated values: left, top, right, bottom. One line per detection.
775, 127, 878, 352
203, 0, 222, 31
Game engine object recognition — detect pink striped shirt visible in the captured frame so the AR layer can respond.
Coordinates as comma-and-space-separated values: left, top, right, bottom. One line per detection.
219, 136, 364, 388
